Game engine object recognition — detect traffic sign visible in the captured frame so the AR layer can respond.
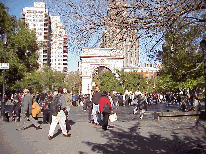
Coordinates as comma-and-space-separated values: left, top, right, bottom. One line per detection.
0, 63, 9, 69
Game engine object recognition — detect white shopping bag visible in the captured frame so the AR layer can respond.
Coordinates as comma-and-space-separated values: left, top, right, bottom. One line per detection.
109, 113, 117, 122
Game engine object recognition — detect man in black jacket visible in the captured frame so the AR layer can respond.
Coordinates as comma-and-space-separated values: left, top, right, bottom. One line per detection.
48, 87, 71, 140
12, 98, 21, 122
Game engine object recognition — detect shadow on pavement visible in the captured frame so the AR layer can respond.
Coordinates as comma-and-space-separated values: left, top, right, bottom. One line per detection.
192, 117, 206, 134
82, 120, 206, 154
68, 120, 75, 126
52, 128, 63, 138
23, 124, 37, 130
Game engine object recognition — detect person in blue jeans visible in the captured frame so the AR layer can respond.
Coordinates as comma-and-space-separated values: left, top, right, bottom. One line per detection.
112, 93, 118, 109
83, 94, 88, 111
91, 86, 101, 126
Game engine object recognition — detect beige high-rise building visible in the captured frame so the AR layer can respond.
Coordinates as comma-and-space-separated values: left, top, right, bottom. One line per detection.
22, 2, 51, 68
100, 0, 139, 67
50, 16, 68, 72
22, 2, 68, 73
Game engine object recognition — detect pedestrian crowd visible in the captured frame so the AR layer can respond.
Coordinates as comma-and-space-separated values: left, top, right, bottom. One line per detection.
0, 86, 202, 140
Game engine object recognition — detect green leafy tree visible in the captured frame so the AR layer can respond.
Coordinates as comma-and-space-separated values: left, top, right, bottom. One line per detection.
0, 3, 39, 94
0, 3, 16, 35
157, 25, 205, 92
99, 70, 123, 94
97, 69, 148, 94
116, 69, 148, 93
66, 71, 81, 94
155, 74, 178, 93
13, 65, 68, 93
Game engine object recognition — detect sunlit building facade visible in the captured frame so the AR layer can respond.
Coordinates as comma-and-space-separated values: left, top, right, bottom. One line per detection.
50, 16, 68, 72
22, 2, 68, 72
101, 0, 139, 67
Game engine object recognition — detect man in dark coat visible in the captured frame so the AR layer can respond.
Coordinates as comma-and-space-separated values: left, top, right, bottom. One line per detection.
91, 86, 102, 126
12, 97, 21, 122
48, 87, 71, 140
16, 88, 42, 131
138, 98, 147, 119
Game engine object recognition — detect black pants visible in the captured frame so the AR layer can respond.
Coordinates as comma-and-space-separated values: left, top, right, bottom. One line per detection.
14, 109, 21, 121
102, 112, 109, 130
83, 103, 87, 110
88, 107, 92, 121
43, 109, 51, 124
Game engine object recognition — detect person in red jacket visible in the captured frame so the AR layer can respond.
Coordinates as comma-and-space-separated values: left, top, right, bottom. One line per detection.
99, 91, 113, 130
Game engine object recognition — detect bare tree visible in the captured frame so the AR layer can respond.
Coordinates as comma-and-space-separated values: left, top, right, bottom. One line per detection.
47, 0, 205, 58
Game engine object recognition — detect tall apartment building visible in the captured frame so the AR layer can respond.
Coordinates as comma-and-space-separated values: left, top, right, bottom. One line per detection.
50, 16, 68, 72
22, 2, 51, 68
100, 0, 139, 67
21, 2, 68, 73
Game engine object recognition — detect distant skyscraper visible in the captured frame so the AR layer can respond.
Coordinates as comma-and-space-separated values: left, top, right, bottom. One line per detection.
22, 2, 51, 68
50, 16, 68, 72
22, 2, 68, 72
100, 0, 139, 67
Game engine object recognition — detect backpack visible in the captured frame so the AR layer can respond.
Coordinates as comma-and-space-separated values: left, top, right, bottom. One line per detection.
50, 95, 61, 116
103, 98, 111, 114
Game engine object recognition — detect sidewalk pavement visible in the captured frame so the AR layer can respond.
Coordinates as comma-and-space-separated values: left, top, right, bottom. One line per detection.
0, 106, 206, 154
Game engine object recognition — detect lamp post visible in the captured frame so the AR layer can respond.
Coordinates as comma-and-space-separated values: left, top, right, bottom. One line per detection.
200, 38, 206, 114
1, 33, 8, 121
87, 84, 90, 95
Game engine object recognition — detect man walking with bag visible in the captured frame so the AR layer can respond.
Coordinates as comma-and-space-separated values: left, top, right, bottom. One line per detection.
48, 87, 70, 140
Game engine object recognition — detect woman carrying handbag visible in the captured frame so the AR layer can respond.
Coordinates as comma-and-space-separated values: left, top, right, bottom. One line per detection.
99, 91, 113, 130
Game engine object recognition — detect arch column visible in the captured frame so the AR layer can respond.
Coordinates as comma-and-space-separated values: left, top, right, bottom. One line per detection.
82, 76, 92, 95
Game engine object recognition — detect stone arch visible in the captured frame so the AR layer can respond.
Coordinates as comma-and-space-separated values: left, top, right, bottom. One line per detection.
80, 48, 124, 95
92, 65, 112, 78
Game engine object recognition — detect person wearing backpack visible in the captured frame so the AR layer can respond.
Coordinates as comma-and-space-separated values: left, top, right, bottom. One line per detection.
99, 91, 113, 130
48, 87, 71, 140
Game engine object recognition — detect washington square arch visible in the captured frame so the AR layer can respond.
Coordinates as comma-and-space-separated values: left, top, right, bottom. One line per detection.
78, 48, 124, 95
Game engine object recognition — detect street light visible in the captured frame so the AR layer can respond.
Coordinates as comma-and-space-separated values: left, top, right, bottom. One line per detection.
1, 33, 9, 121
87, 84, 90, 95
200, 38, 206, 116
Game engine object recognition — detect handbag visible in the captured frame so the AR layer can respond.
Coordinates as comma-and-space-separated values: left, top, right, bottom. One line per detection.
103, 98, 111, 114
109, 113, 117, 122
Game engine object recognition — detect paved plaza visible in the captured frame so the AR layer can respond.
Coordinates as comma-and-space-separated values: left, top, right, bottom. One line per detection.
0, 105, 206, 154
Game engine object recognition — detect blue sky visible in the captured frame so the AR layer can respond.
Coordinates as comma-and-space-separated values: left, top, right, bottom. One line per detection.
1, 0, 79, 72
1, 0, 160, 71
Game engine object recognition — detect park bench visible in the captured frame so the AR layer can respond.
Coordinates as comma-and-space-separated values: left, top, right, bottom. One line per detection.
154, 111, 201, 120
2, 105, 44, 122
